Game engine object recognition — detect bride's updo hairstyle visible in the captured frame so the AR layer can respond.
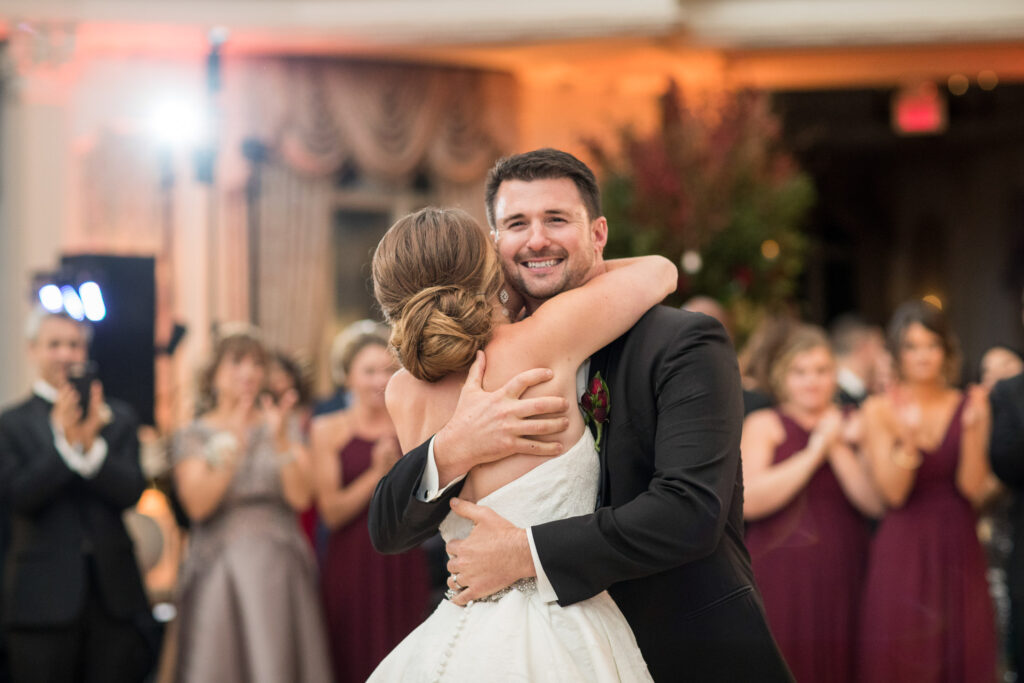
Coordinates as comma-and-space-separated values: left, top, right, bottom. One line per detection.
372, 207, 504, 382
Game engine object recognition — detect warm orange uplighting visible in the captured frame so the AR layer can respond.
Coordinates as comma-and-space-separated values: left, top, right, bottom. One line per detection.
761, 239, 780, 260
922, 295, 943, 310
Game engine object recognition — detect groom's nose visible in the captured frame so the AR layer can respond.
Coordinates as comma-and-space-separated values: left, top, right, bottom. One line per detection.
525, 222, 552, 251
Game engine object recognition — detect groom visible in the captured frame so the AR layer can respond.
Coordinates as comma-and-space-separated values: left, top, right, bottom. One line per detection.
369, 148, 792, 681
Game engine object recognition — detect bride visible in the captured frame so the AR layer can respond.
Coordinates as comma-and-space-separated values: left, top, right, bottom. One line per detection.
368, 206, 676, 681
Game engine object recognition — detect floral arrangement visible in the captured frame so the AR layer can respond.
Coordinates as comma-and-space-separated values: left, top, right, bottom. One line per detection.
585, 81, 815, 342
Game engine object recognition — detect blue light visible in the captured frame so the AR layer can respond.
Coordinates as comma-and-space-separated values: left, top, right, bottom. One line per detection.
38, 284, 63, 313
78, 281, 106, 322
60, 285, 85, 321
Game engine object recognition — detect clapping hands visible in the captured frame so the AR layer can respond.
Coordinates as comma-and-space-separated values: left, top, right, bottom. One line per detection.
261, 388, 299, 448
961, 384, 990, 431
808, 406, 843, 455
51, 381, 107, 448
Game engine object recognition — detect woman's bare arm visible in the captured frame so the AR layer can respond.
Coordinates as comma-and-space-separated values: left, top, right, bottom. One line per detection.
957, 386, 995, 507
510, 255, 677, 373
742, 409, 830, 520
862, 396, 918, 508
312, 413, 391, 529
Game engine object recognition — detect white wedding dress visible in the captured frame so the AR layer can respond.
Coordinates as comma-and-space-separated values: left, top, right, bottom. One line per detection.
369, 429, 653, 682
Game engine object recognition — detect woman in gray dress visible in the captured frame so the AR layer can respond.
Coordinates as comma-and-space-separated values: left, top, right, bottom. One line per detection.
172, 326, 332, 682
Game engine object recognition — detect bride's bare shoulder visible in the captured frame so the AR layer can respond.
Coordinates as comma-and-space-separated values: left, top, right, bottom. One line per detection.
385, 368, 420, 413
386, 368, 464, 448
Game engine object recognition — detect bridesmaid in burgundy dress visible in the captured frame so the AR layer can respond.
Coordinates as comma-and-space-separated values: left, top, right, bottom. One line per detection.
311, 326, 429, 683
743, 325, 884, 683
858, 300, 997, 682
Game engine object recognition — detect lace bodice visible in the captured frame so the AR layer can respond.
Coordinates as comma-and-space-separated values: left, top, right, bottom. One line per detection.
440, 429, 599, 543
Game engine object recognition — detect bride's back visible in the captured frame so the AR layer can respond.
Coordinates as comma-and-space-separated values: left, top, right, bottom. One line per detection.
386, 319, 587, 502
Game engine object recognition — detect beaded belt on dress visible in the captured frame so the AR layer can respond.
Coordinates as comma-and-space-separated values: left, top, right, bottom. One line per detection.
450, 577, 537, 603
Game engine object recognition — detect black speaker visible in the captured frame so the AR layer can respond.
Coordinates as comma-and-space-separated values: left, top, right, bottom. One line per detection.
60, 255, 156, 425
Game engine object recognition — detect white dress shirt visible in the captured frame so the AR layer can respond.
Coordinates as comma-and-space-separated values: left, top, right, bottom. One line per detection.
34, 379, 109, 478
837, 367, 868, 403
418, 363, 591, 604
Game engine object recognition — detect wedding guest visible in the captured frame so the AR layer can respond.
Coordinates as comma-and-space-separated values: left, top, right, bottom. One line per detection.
982, 346, 1023, 391
739, 311, 800, 415
0, 309, 155, 683
858, 300, 997, 682
977, 343, 1019, 678
829, 314, 887, 407
267, 349, 314, 429
989, 290, 1024, 675
312, 324, 377, 418
267, 349, 320, 549
742, 325, 882, 683
171, 325, 331, 682
311, 323, 428, 683
682, 296, 734, 341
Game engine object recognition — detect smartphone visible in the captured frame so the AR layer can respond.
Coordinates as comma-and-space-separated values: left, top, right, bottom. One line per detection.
68, 361, 99, 419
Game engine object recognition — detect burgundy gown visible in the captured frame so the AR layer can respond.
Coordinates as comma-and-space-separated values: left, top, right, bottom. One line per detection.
745, 410, 872, 683
321, 437, 430, 683
858, 397, 996, 682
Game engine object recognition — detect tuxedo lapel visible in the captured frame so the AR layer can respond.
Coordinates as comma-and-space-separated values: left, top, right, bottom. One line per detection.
588, 345, 613, 508
28, 396, 57, 453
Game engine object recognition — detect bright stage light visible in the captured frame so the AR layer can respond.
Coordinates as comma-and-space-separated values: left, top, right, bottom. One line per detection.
60, 285, 85, 321
38, 284, 64, 313
79, 281, 107, 322
147, 97, 208, 148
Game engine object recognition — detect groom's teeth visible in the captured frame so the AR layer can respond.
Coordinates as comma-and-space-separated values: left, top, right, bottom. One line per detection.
526, 260, 559, 268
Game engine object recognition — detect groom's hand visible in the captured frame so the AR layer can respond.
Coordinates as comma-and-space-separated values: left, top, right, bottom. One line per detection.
434, 351, 569, 486
445, 498, 535, 606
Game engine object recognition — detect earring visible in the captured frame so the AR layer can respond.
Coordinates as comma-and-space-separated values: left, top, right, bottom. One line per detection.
499, 288, 511, 321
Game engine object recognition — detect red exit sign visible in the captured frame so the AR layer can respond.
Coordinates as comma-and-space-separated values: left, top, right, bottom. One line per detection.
892, 83, 947, 136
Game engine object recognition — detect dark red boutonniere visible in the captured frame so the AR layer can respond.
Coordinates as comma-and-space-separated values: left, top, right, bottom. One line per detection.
580, 372, 610, 452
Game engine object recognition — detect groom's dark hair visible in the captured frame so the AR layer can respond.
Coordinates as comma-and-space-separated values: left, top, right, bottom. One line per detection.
484, 148, 601, 229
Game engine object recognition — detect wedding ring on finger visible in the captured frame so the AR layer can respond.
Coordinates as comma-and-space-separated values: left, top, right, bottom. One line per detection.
452, 574, 465, 591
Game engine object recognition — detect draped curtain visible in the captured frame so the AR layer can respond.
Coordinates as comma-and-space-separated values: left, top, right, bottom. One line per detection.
224, 57, 518, 360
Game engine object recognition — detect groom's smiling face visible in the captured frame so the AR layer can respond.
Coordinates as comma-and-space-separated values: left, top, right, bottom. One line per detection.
492, 177, 607, 309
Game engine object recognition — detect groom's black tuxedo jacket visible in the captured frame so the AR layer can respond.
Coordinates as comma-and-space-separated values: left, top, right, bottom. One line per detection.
0, 394, 150, 628
370, 307, 792, 682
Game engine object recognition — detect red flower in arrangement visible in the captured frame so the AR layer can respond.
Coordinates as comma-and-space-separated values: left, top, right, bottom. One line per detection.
580, 372, 610, 452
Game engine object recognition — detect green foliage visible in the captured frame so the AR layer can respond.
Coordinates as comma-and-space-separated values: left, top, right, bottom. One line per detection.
587, 83, 815, 339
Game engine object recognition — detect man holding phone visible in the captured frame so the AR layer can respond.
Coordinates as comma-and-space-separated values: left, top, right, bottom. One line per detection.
0, 310, 153, 682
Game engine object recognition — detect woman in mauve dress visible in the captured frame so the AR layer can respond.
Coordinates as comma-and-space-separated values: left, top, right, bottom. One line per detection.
172, 325, 332, 683
742, 325, 884, 683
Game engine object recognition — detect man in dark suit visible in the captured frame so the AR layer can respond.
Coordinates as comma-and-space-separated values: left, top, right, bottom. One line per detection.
990, 289, 1024, 674
370, 149, 792, 681
829, 313, 887, 408
0, 311, 154, 683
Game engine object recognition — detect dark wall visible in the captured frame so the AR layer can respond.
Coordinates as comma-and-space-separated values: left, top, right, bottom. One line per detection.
776, 84, 1024, 381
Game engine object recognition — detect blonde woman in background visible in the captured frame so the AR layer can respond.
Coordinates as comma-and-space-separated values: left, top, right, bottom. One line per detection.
742, 325, 882, 683
312, 321, 429, 683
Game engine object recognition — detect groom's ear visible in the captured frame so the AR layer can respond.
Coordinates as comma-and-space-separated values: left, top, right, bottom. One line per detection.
591, 216, 609, 253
